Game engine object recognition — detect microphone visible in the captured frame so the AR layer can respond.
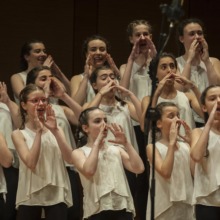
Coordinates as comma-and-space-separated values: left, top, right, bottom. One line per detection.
166, 0, 184, 23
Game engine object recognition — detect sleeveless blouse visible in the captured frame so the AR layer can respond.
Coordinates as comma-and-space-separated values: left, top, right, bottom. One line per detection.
176, 56, 208, 123
79, 145, 135, 219
99, 102, 138, 152
16, 127, 72, 208
193, 129, 220, 206
146, 141, 194, 219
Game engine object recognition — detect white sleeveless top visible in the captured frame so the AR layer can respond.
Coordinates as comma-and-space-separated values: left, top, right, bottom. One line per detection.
146, 141, 193, 219
0, 103, 16, 150
99, 102, 138, 152
129, 62, 152, 126
193, 129, 220, 206
79, 145, 135, 219
0, 103, 19, 168
157, 91, 195, 133
52, 104, 76, 149
176, 56, 208, 123
130, 62, 152, 101
16, 127, 72, 208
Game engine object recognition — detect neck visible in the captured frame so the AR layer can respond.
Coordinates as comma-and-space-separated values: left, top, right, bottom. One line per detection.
211, 120, 220, 132
100, 95, 117, 106
160, 84, 177, 98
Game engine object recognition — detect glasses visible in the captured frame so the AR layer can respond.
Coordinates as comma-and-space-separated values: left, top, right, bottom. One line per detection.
27, 97, 48, 104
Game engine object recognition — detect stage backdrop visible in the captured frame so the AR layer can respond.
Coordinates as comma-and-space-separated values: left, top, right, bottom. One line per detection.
0, 0, 219, 98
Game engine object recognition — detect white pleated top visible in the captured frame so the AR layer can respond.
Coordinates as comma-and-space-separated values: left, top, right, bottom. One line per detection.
79, 145, 135, 219
16, 127, 72, 208
193, 129, 220, 206
147, 141, 193, 219
99, 102, 138, 152
176, 56, 208, 123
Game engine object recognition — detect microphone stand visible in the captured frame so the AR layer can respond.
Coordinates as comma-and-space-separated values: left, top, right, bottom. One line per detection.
144, 2, 184, 220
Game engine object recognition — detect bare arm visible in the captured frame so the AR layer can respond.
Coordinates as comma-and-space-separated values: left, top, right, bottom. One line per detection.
190, 102, 216, 162
0, 133, 13, 168
0, 82, 21, 128
12, 128, 42, 171
140, 96, 150, 132
70, 55, 93, 105
71, 124, 106, 178
147, 119, 179, 179
50, 77, 82, 120
108, 123, 144, 174
10, 73, 25, 100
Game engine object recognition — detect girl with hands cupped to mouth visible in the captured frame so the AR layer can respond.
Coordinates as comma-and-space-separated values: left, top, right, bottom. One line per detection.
12, 84, 73, 220
141, 52, 203, 136
71, 107, 144, 220
146, 102, 194, 220
190, 85, 220, 220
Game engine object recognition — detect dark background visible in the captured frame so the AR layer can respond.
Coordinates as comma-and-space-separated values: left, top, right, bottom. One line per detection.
0, 0, 219, 98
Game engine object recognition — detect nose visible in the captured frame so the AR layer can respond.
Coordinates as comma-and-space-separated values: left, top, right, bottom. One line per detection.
140, 34, 145, 39
40, 50, 47, 56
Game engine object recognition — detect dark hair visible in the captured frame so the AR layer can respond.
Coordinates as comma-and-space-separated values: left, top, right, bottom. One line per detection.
89, 65, 126, 106
176, 18, 206, 55
26, 66, 51, 85
154, 102, 178, 133
76, 107, 102, 147
200, 85, 220, 122
20, 39, 45, 71
148, 52, 177, 81
19, 84, 45, 129
82, 35, 110, 58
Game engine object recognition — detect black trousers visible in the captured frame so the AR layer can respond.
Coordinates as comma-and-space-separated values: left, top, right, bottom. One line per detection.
195, 204, 220, 220
3, 166, 19, 220
66, 167, 82, 220
88, 209, 133, 220
134, 125, 149, 220
0, 193, 5, 220
17, 203, 67, 220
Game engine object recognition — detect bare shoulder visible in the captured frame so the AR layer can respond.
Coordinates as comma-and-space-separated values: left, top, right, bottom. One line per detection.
72, 148, 85, 158
70, 73, 83, 84
10, 72, 23, 82
192, 127, 203, 139
210, 57, 220, 63
119, 63, 126, 75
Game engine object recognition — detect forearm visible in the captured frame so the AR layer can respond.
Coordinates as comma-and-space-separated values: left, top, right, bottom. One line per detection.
87, 92, 102, 108
60, 93, 82, 120
204, 59, 220, 84
82, 146, 99, 176
120, 58, 133, 89
181, 60, 192, 80
72, 76, 89, 105
160, 145, 175, 178
129, 92, 142, 121
5, 99, 21, 128
125, 141, 144, 174
0, 137, 13, 168
26, 131, 42, 170
191, 126, 210, 162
